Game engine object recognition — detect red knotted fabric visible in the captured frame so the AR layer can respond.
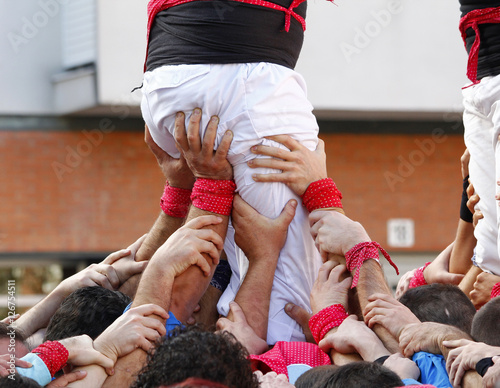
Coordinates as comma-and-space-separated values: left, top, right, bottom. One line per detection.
345, 242, 399, 289
160, 181, 192, 218
459, 7, 500, 84
191, 178, 236, 216
491, 282, 500, 299
300, 178, 343, 213
32, 341, 69, 377
308, 303, 349, 344
408, 262, 431, 289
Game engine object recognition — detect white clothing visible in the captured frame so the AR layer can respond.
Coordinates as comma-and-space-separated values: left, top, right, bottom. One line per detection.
141, 62, 323, 343
462, 75, 500, 274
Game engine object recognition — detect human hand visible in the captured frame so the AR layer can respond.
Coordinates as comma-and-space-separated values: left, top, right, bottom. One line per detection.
423, 245, 464, 286
103, 234, 149, 285
399, 322, 469, 358
254, 371, 294, 387
284, 303, 314, 343
59, 335, 114, 372
364, 293, 420, 339
150, 215, 224, 277
444, 339, 500, 388
232, 194, 296, 261
310, 262, 351, 315
57, 263, 121, 295
309, 211, 371, 261
0, 354, 32, 377
318, 315, 389, 361
466, 182, 484, 228
395, 269, 416, 299
145, 124, 195, 189
483, 355, 500, 388
460, 149, 470, 179
94, 304, 167, 370
174, 109, 233, 180
248, 135, 327, 196
470, 272, 500, 309
0, 314, 20, 325
383, 353, 420, 381
216, 302, 268, 355
47, 370, 87, 387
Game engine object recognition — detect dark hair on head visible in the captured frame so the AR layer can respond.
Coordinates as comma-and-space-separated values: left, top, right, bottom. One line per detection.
295, 365, 339, 388
161, 378, 230, 387
132, 325, 259, 388
398, 283, 476, 333
44, 286, 131, 341
472, 297, 500, 346
320, 361, 403, 388
0, 322, 27, 343
0, 375, 42, 387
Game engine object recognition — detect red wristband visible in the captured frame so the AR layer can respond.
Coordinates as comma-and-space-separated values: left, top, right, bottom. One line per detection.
160, 181, 192, 218
491, 282, 500, 299
408, 262, 431, 289
191, 178, 236, 216
345, 242, 399, 288
32, 341, 69, 377
301, 178, 343, 213
309, 304, 349, 344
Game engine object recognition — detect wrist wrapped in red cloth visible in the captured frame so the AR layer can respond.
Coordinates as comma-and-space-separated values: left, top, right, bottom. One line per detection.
408, 262, 431, 289
32, 341, 69, 377
160, 181, 192, 218
191, 178, 236, 216
491, 282, 500, 299
301, 178, 343, 213
309, 304, 349, 344
345, 242, 399, 288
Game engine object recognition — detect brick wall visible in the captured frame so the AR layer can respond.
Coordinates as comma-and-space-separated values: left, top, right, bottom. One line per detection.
0, 130, 465, 254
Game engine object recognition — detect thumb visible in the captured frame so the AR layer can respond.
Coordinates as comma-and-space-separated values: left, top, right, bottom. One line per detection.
229, 301, 247, 324
93, 352, 115, 373
285, 303, 311, 327
277, 199, 297, 227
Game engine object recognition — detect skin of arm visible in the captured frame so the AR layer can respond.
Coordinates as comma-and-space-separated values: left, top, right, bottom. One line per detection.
104, 109, 233, 388
309, 210, 400, 353
224, 194, 297, 341
449, 220, 476, 275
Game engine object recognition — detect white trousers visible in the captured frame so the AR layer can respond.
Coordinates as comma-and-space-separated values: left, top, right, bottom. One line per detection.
462, 75, 500, 274
141, 63, 323, 343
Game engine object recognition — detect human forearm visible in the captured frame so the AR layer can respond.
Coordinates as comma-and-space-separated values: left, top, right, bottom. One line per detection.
135, 212, 184, 262
169, 206, 229, 323
449, 220, 476, 274
68, 365, 107, 388
356, 260, 399, 353
231, 255, 278, 340
14, 287, 67, 337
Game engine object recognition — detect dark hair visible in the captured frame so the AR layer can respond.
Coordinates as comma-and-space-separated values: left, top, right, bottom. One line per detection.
472, 297, 500, 346
295, 365, 339, 388
319, 362, 403, 388
0, 322, 27, 343
0, 375, 42, 387
162, 378, 230, 387
44, 286, 131, 341
399, 283, 476, 333
132, 326, 258, 388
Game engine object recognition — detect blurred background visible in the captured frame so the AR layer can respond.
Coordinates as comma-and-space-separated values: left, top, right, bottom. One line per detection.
0, 0, 468, 315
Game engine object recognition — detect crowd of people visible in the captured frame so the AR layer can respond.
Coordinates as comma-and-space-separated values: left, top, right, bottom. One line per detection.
4, 0, 500, 386
1, 110, 500, 388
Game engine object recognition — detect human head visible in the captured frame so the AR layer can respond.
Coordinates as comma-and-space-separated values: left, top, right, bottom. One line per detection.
308, 362, 403, 388
0, 322, 29, 358
132, 326, 258, 388
294, 365, 339, 388
44, 286, 131, 341
0, 375, 42, 387
471, 296, 500, 346
398, 283, 475, 333
161, 378, 229, 387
